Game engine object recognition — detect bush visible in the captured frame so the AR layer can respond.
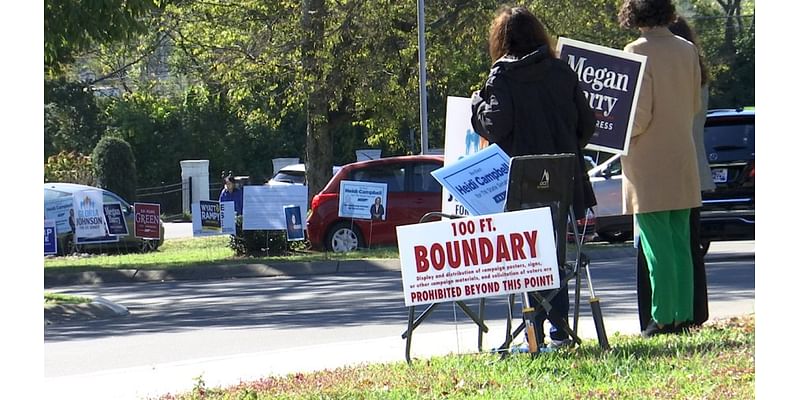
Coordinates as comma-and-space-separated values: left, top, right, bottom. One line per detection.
227, 217, 289, 257
44, 151, 95, 185
92, 137, 138, 202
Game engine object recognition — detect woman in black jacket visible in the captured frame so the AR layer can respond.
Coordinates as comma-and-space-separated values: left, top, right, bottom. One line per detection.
471, 5, 596, 351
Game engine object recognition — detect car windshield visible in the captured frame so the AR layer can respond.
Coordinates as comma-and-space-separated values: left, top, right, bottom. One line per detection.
704, 122, 755, 163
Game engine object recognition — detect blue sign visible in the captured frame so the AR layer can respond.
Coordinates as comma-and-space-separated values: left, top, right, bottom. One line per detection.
44, 220, 57, 255
557, 37, 647, 155
284, 205, 305, 241
103, 203, 129, 236
431, 144, 511, 216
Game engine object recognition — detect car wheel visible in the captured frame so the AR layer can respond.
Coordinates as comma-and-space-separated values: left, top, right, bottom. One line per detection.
598, 230, 632, 244
326, 222, 363, 252
699, 240, 711, 257
138, 239, 158, 253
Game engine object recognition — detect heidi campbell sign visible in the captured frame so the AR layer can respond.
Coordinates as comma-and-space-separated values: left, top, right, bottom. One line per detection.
557, 37, 647, 155
396, 207, 559, 307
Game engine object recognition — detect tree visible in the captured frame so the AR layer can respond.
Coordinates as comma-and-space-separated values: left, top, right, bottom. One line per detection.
45, 0, 167, 74
92, 136, 138, 202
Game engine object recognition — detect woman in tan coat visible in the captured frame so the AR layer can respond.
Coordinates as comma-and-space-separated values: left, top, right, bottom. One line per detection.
618, 0, 702, 337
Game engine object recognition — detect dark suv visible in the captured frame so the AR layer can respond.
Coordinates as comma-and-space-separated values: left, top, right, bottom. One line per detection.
698, 108, 755, 253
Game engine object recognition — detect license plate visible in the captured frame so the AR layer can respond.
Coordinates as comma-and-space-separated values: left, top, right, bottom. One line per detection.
711, 168, 728, 183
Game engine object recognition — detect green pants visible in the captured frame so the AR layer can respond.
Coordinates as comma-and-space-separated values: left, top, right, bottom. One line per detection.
636, 209, 694, 325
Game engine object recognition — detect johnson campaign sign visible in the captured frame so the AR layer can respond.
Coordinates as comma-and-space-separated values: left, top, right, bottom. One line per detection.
557, 37, 647, 155
73, 190, 108, 239
397, 207, 559, 307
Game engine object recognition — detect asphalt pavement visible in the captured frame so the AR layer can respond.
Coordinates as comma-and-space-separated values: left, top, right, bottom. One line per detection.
44, 239, 754, 400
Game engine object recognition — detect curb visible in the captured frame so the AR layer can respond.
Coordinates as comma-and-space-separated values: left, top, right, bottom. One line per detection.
44, 296, 129, 325
44, 245, 638, 288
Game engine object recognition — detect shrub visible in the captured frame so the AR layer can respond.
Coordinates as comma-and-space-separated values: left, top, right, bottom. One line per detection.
92, 136, 138, 202
227, 217, 290, 256
44, 151, 96, 185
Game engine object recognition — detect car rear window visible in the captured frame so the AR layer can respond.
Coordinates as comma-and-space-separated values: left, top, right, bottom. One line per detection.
704, 120, 754, 163
350, 165, 406, 192
272, 171, 305, 184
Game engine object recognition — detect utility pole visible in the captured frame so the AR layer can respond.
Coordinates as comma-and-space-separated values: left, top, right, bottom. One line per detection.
417, 0, 429, 155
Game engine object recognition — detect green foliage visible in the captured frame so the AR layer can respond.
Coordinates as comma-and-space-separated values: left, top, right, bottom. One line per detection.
44, 78, 106, 157
44, 151, 96, 185
45, 0, 167, 74
91, 137, 138, 202
227, 218, 289, 257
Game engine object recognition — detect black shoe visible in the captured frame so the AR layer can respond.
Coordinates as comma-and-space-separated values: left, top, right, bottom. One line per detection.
641, 319, 674, 338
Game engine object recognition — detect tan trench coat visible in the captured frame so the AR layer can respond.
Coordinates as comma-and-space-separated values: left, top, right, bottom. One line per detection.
622, 27, 702, 215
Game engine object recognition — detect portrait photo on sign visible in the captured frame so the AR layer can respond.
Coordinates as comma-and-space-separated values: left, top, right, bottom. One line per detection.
338, 180, 388, 220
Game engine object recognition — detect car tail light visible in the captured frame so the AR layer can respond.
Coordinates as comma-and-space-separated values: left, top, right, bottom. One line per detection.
748, 162, 754, 178
311, 193, 337, 211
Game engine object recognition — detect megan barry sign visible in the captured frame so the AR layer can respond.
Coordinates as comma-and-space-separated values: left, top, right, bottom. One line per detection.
397, 207, 559, 307
557, 37, 647, 155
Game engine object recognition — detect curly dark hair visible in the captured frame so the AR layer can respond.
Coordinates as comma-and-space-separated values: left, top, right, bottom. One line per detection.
618, 0, 676, 29
669, 15, 709, 85
489, 5, 554, 63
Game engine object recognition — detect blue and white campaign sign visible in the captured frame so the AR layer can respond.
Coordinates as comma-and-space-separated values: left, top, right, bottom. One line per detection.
243, 185, 308, 231
103, 203, 129, 236
442, 96, 492, 217
220, 201, 236, 235
73, 190, 108, 239
44, 220, 57, 255
396, 207, 559, 307
338, 181, 388, 220
284, 205, 305, 241
44, 197, 74, 234
431, 144, 511, 216
193, 201, 237, 236
557, 37, 647, 155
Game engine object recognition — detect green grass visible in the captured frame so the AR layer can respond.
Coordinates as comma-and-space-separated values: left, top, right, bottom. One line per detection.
43, 236, 401, 272
157, 315, 754, 399
44, 292, 92, 305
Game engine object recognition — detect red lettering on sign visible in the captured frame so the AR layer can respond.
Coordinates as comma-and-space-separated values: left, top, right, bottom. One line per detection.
414, 246, 429, 273
524, 230, 538, 258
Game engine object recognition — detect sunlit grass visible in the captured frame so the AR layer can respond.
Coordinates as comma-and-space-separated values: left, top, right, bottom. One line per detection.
157, 315, 754, 400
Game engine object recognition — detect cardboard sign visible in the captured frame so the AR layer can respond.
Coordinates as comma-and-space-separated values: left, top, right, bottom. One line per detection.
134, 203, 161, 240
44, 220, 57, 255
338, 181, 388, 220
73, 190, 108, 239
242, 185, 308, 231
103, 203, 129, 236
397, 207, 559, 307
557, 37, 647, 155
284, 205, 305, 241
431, 144, 511, 216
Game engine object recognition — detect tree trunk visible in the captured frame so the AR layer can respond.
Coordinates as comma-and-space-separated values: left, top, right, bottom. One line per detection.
302, 0, 333, 203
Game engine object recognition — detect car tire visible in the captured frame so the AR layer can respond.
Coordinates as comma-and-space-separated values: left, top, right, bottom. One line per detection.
598, 230, 632, 244
138, 239, 158, 253
326, 222, 363, 252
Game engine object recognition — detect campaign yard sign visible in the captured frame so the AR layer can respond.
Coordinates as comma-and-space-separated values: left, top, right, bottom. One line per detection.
431, 143, 511, 216
220, 201, 236, 235
44, 220, 57, 255
242, 185, 308, 231
134, 203, 161, 239
441, 96, 492, 217
73, 190, 108, 239
103, 203, 129, 236
557, 37, 647, 155
338, 181, 388, 220
397, 207, 559, 307
200, 200, 221, 232
284, 205, 305, 241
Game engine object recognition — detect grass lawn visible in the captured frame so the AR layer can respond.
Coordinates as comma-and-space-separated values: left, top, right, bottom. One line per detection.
44, 292, 91, 305
157, 315, 754, 399
44, 236, 402, 272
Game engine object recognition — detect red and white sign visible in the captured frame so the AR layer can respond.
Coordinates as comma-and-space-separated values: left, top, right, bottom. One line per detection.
134, 202, 161, 240
397, 207, 559, 307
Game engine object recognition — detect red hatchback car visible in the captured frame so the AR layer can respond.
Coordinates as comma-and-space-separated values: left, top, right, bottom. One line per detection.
307, 155, 445, 252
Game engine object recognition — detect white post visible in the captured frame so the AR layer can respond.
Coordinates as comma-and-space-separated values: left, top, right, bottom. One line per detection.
180, 160, 210, 214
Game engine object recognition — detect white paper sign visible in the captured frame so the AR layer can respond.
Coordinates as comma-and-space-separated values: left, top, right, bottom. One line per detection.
338, 181, 388, 220
220, 201, 236, 235
431, 144, 511, 216
397, 207, 560, 307
243, 185, 308, 230
44, 197, 74, 234
442, 96, 492, 217
72, 190, 108, 239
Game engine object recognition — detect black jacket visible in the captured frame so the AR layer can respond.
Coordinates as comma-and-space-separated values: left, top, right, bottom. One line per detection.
471, 46, 597, 218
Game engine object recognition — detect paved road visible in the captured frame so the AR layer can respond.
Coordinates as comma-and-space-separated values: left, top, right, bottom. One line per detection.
44, 241, 754, 400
